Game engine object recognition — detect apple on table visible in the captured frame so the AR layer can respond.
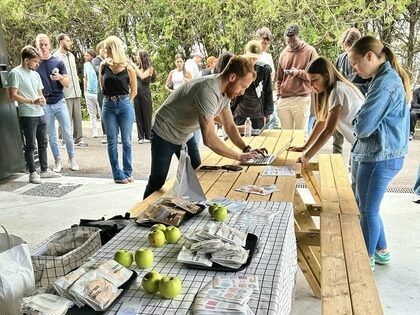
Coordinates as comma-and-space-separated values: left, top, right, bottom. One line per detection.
135, 248, 154, 269
164, 226, 181, 244
159, 276, 182, 299
114, 249, 134, 268
148, 229, 166, 247
142, 271, 162, 294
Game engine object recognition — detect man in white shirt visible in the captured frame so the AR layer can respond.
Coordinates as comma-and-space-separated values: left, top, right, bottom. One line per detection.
53, 33, 87, 147
185, 51, 204, 79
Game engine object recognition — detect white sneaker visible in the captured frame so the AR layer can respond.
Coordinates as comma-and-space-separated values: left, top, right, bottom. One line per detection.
92, 129, 99, 138
29, 172, 41, 184
69, 157, 79, 171
40, 168, 62, 178
101, 135, 107, 144
144, 139, 150, 143
53, 159, 63, 172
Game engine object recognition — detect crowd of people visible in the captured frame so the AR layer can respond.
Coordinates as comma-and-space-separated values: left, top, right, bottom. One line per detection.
7, 24, 420, 271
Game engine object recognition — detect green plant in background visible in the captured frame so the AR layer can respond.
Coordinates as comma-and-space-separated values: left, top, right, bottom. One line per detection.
1, 0, 419, 117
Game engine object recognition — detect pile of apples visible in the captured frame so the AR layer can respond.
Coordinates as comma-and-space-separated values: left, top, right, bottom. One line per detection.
142, 271, 182, 298
208, 203, 228, 221
148, 224, 181, 247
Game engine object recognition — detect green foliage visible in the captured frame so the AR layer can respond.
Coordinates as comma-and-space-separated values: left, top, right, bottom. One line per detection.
1, 0, 419, 113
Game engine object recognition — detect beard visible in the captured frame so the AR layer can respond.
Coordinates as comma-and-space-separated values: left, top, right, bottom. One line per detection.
224, 81, 238, 99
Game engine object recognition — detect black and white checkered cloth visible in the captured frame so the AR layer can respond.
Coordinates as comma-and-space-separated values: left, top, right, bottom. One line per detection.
90, 201, 297, 315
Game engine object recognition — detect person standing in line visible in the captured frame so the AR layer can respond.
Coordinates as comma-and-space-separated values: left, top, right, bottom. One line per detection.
83, 49, 100, 138
8, 45, 61, 183
348, 36, 411, 270
99, 36, 137, 184
143, 56, 265, 199
409, 85, 420, 140
333, 28, 370, 154
35, 33, 79, 172
185, 51, 204, 79
201, 56, 217, 76
256, 27, 275, 81
289, 57, 364, 168
276, 24, 318, 131
134, 49, 156, 144
92, 41, 107, 144
413, 165, 420, 203
231, 40, 273, 129
165, 54, 192, 93
53, 33, 87, 147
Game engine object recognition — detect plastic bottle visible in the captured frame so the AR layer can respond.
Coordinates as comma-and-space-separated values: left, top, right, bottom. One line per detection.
244, 117, 252, 137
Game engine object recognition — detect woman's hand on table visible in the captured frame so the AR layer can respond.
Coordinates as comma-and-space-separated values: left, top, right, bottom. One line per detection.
288, 145, 306, 152
297, 154, 310, 168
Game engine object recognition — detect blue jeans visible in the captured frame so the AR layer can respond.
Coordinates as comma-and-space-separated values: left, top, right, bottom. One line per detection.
43, 99, 75, 159
143, 130, 201, 199
351, 157, 404, 256
102, 95, 134, 180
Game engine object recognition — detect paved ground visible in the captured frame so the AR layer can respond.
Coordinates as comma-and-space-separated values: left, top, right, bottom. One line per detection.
0, 121, 419, 314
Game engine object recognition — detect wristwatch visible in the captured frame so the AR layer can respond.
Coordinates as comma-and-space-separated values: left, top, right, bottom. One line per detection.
242, 145, 251, 153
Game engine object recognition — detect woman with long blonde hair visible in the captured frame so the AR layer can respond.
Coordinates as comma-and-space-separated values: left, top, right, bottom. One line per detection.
99, 36, 137, 184
348, 36, 410, 270
289, 56, 364, 167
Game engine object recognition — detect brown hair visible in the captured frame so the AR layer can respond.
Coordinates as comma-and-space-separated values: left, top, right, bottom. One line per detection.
350, 36, 411, 101
340, 28, 361, 48
306, 56, 362, 120
214, 52, 234, 74
21, 45, 40, 61
85, 49, 96, 58
220, 55, 256, 80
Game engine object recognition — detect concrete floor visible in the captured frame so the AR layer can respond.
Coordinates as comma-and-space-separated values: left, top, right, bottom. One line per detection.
0, 122, 419, 314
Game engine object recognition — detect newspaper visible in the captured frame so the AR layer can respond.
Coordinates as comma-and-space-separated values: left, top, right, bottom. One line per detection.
261, 166, 295, 177
235, 184, 279, 196
178, 223, 248, 269
192, 276, 259, 315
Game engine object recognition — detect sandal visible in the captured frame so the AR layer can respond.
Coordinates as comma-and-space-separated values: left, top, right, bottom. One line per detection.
114, 178, 129, 184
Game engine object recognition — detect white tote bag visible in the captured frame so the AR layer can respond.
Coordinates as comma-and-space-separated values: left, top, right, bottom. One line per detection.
169, 144, 206, 202
0, 225, 35, 315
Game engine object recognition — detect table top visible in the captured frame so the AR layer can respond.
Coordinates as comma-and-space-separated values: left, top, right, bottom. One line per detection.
92, 200, 296, 314
89, 129, 304, 314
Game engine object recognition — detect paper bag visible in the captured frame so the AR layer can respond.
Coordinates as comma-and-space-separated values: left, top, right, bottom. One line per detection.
0, 225, 35, 315
170, 144, 206, 202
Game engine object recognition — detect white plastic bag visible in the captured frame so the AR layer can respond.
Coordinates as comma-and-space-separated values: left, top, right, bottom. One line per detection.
0, 225, 35, 315
170, 143, 206, 202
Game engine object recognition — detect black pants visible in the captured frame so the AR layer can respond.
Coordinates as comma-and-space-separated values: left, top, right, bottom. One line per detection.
20, 116, 48, 173
410, 109, 420, 134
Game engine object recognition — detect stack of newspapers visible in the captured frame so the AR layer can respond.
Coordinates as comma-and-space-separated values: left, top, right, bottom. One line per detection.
192, 275, 259, 315
177, 223, 249, 269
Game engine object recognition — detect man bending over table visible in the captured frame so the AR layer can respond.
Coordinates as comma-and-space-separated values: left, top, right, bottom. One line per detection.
143, 56, 264, 199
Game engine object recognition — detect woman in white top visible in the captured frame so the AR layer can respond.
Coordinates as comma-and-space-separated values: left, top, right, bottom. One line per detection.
165, 53, 192, 93
289, 56, 365, 167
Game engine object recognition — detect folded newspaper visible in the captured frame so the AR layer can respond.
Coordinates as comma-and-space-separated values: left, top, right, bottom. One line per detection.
178, 223, 248, 268
235, 184, 279, 196
191, 275, 259, 315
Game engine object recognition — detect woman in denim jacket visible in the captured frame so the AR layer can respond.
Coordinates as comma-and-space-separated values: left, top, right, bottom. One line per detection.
348, 36, 411, 270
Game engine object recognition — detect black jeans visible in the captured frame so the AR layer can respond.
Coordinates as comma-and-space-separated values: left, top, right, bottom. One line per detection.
410, 109, 420, 134
20, 116, 48, 173
143, 130, 201, 199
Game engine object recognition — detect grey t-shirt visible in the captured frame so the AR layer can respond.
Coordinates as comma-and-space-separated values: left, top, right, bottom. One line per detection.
153, 74, 230, 145
8, 65, 44, 117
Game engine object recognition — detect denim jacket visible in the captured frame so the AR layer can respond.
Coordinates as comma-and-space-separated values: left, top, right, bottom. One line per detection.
352, 61, 409, 162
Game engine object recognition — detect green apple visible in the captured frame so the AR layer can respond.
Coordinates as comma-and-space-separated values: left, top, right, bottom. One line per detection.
148, 230, 166, 247
159, 276, 182, 299
150, 223, 166, 232
142, 271, 162, 294
213, 206, 228, 221
113, 249, 133, 268
164, 226, 181, 244
134, 248, 154, 269
208, 203, 219, 216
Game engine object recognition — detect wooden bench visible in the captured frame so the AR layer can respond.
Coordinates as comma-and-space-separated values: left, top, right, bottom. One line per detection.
298, 154, 383, 314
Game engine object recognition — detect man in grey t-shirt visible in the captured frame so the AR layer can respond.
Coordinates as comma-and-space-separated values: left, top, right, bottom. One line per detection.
144, 56, 264, 199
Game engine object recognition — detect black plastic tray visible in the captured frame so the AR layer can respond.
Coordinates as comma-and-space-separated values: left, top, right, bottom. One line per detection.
184, 233, 258, 272
66, 269, 137, 315
135, 204, 205, 228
